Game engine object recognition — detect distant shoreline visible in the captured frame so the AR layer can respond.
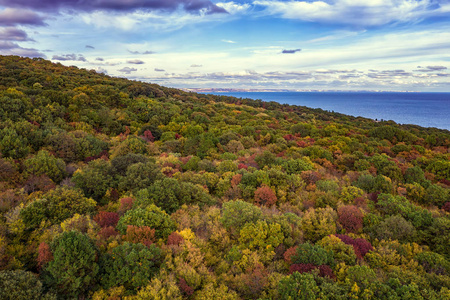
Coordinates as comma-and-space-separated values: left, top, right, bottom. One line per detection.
182, 88, 425, 93
192, 90, 450, 130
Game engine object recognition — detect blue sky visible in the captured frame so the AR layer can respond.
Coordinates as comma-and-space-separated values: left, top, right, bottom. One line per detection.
1, 0, 450, 91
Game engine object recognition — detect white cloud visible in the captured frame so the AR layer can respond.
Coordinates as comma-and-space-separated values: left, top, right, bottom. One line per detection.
216, 2, 252, 14
253, 0, 450, 26
78, 6, 239, 32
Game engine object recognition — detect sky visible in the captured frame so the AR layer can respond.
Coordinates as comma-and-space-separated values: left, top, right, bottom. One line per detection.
0, 0, 450, 91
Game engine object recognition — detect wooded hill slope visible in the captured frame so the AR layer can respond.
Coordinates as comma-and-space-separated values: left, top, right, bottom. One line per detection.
0, 55, 449, 299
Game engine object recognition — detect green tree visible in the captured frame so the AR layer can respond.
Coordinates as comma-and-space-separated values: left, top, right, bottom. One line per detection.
101, 242, 162, 292
283, 158, 314, 174
117, 205, 176, 239
135, 178, 214, 214
301, 207, 337, 242
0, 270, 55, 300
20, 187, 96, 230
44, 231, 99, 298
72, 159, 115, 202
220, 200, 262, 232
110, 135, 148, 159
110, 153, 149, 176
239, 220, 284, 255
317, 235, 356, 266
119, 161, 163, 192
278, 272, 320, 300
372, 215, 416, 242
291, 242, 334, 266
0, 127, 30, 159
24, 150, 67, 183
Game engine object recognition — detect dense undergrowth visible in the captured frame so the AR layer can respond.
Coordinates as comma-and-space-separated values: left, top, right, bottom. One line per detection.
0, 55, 449, 299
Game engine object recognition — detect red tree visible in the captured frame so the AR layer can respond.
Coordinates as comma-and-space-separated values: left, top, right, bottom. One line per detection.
94, 211, 120, 228
335, 234, 373, 259
167, 232, 184, 246
254, 185, 277, 207
122, 225, 156, 247
289, 263, 335, 279
118, 197, 134, 215
37, 242, 53, 269
283, 246, 298, 265
98, 226, 119, 241
178, 278, 194, 296
338, 205, 363, 233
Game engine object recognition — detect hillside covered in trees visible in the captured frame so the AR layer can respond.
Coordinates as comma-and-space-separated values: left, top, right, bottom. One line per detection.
0, 55, 449, 299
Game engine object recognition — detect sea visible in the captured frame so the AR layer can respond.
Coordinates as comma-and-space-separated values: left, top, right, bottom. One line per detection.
208, 92, 450, 131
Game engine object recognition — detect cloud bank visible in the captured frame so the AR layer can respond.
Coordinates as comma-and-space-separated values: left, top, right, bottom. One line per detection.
0, 0, 228, 14
254, 0, 450, 27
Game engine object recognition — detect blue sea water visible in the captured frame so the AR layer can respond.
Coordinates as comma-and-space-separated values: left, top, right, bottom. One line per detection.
209, 92, 450, 131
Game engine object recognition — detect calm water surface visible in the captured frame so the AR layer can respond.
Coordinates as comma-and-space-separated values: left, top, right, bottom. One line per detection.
209, 92, 450, 130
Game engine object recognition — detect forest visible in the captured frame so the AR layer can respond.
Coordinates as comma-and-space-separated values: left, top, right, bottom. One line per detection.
0, 55, 449, 299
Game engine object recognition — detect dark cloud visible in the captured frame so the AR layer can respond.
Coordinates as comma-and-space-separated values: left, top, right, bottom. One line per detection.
367, 69, 412, 79
128, 49, 156, 55
52, 53, 87, 62
142, 70, 315, 82
435, 73, 450, 77
282, 49, 301, 54
154, 68, 165, 72
190, 64, 202, 67
0, 0, 228, 14
339, 74, 362, 79
85, 45, 95, 49
0, 8, 46, 26
0, 27, 32, 41
118, 67, 137, 74
0, 41, 44, 57
127, 59, 145, 64
415, 65, 448, 72
95, 57, 104, 61
315, 69, 355, 74
0, 41, 16, 49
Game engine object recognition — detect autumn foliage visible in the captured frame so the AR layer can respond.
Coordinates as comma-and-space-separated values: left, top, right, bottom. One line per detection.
254, 185, 277, 207
337, 205, 363, 233
0, 56, 449, 299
